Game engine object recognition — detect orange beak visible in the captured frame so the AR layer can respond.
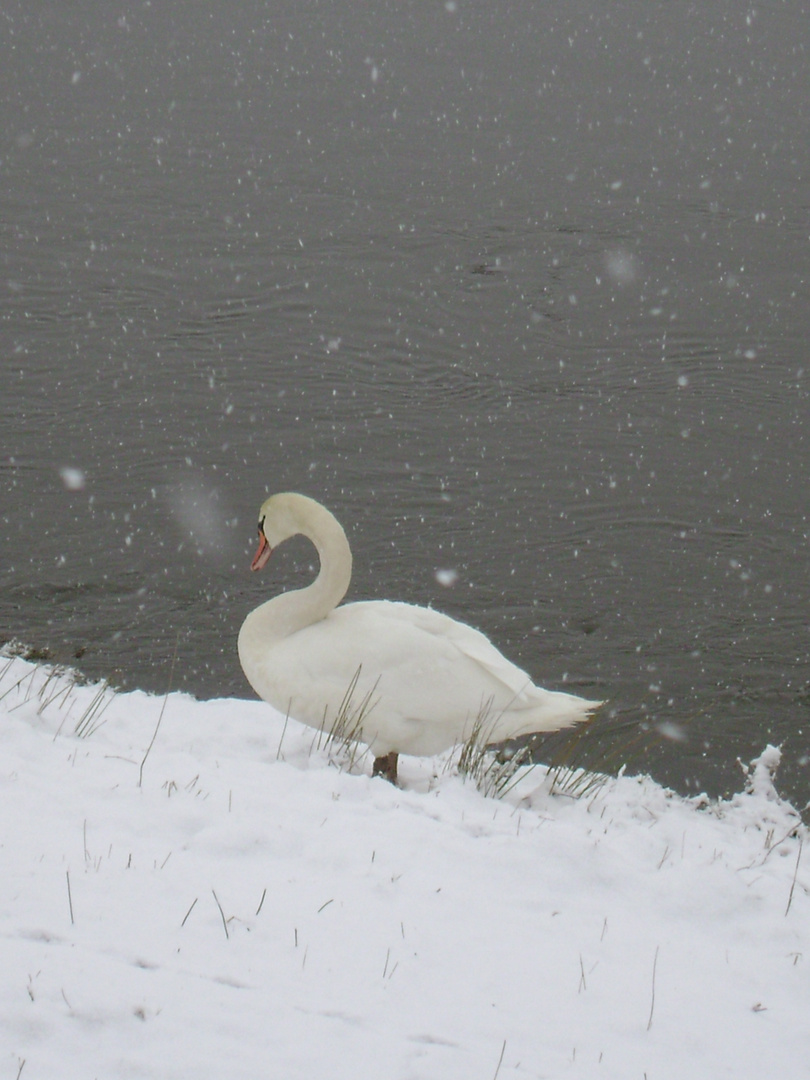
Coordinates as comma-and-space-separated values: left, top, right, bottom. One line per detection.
250, 532, 272, 572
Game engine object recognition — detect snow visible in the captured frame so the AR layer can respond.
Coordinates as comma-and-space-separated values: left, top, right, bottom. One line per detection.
2, 652, 808, 1080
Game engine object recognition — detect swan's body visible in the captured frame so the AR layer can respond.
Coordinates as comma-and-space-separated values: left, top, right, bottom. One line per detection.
238, 493, 601, 781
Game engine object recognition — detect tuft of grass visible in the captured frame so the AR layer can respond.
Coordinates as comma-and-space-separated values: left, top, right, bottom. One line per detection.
541, 719, 610, 799
1, 642, 117, 739
540, 717, 657, 800
312, 666, 378, 774
544, 758, 610, 801
453, 699, 537, 799
454, 701, 657, 802
74, 679, 114, 739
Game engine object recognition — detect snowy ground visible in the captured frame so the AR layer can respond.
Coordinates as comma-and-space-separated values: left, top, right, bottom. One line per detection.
1, 651, 808, 1080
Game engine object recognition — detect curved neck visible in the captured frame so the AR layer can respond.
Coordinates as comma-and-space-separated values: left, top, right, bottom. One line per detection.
297, 497, 353, 619
243, 497, 352, 647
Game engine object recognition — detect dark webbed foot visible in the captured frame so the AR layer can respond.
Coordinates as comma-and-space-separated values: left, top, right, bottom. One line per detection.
372, 752, 399, 784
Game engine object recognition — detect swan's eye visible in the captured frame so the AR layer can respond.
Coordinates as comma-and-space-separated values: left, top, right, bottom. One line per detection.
257, 515, 266, 536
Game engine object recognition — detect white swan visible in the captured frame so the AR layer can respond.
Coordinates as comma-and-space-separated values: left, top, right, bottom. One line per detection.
238, 493, 602, 782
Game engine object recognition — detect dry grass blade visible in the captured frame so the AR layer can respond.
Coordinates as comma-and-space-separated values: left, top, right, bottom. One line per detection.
211, 890, 230, 940
785, 835, 804, 917
66, 870, 75, 925
492, 1039, 507, 1080
646, 945, 660, 1031
0, 654, 16, 689
1, 667, 38, 709
139, 638, 179, 786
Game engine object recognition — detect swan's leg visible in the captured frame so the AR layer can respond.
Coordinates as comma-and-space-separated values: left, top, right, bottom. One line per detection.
372, 752, 398, 784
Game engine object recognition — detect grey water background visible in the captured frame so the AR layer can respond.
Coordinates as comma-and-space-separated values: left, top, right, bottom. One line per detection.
2, 1, 809, 806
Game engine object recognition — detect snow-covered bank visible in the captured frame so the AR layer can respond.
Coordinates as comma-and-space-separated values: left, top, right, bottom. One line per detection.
1, 653, 808, 1080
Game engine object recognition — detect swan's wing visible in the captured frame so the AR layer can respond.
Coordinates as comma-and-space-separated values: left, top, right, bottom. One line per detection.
284, 600, 521, 701
355, 601, 537, 699
349, 602, 601, 737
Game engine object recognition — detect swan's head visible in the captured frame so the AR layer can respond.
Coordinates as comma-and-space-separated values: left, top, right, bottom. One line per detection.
249, 492, 317, 572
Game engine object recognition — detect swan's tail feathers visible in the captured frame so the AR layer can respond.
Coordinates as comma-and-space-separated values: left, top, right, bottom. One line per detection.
485, 688, 604, 745
542, 690, 604, 730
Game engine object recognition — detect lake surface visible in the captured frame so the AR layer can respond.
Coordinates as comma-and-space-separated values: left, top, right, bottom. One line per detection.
3, 1, 809, 807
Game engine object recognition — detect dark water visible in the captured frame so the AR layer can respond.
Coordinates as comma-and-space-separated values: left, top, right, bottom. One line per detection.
3, 2, 809, 807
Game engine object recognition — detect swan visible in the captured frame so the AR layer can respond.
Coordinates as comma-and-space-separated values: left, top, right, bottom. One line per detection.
238, 493, 602, 782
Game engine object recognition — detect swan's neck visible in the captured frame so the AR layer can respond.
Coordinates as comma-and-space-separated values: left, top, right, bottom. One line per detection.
241, 500, 352, 650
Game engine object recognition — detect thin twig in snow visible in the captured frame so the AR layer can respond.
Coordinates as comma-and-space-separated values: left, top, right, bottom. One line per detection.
0, 654, 14, 687
66, 871, 74, 925
646, 946, 660, 1031
180, 898, 198, 927
492, 1039, 507, 1080
785, 835, 804, 917
276, 707, 291, 760
212, 890, 230, 939
139, 637, 178, 787
4, 668, 37, 709
23, 667, 37, 702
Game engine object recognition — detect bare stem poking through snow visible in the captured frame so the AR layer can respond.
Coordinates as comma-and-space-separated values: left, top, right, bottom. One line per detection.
139, 637, 178, 787
492, 1040, 507, 1080
65, 871, 74, 926
212, 890, 229, 940
786, 835, 804, 917
647, 946, 660, 1032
